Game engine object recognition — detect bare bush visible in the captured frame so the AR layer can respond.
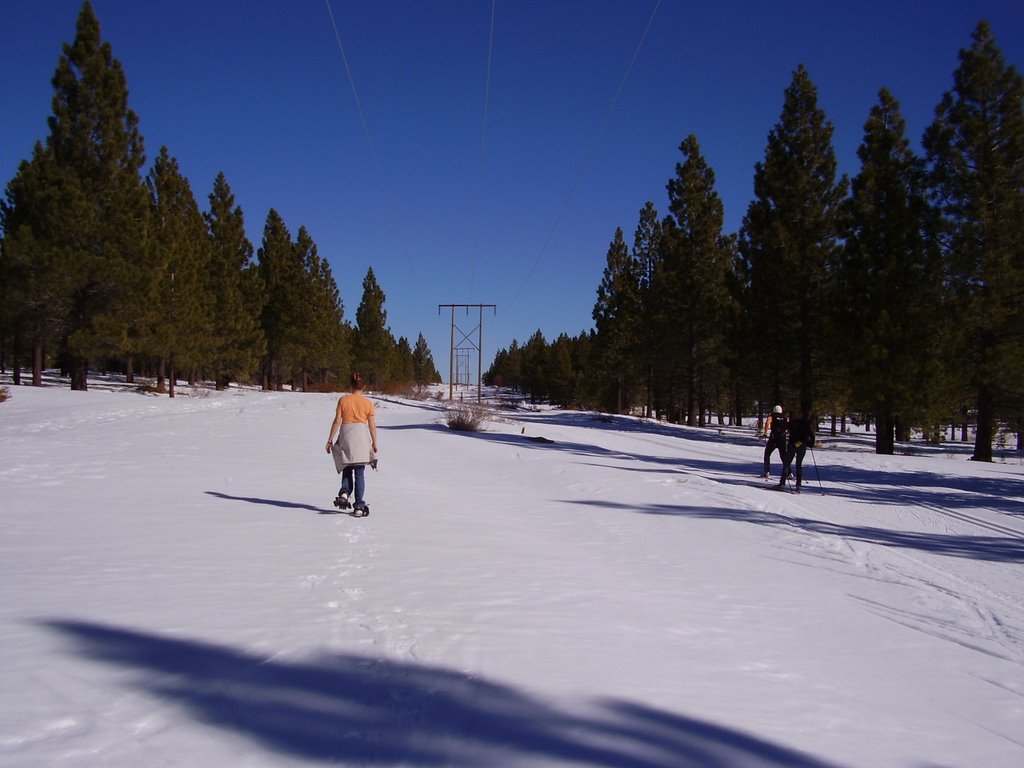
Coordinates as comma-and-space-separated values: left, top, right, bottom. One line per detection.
445, 402, 490, 432
0, 386, 10, 403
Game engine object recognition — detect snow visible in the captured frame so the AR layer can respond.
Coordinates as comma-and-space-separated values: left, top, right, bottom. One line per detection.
1, 375, 1023, 767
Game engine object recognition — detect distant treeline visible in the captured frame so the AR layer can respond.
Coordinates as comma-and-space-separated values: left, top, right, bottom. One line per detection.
0, 2, 442, 396
487, 21, 1024, 460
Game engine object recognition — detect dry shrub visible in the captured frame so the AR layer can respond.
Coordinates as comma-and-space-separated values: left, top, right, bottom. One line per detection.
445, 402, 490, 432
0, 386, 9, 403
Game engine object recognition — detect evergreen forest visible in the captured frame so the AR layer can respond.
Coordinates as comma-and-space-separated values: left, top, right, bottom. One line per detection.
486, 22, 1024, 460
0, 3, 442, 398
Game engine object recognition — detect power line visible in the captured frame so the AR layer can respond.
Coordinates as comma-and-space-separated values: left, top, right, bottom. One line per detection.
469, 0, 498, 300
506, 0, 662, 309
323, 0, 419, 282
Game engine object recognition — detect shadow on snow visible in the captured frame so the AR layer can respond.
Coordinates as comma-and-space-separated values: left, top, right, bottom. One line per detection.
41, 619, 842, 768
204, 491, 332, 515
456, 423, 1024, 519
566, 499, 1024, 564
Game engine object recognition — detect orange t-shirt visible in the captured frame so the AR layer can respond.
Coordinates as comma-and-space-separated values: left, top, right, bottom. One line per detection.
340, 393, 374, 424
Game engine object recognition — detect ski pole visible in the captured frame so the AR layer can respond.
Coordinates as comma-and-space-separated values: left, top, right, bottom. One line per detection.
809, 446, 824, 495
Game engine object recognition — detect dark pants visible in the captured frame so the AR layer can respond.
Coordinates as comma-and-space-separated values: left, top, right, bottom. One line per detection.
763, 439, 785, 475
781, 444, 807, 488
341, 464, 366, 507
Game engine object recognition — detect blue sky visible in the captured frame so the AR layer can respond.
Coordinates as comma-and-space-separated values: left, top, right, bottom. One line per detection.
3, 1, 1023, 379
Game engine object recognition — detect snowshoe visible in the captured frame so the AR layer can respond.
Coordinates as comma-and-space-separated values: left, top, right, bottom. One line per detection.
333, 493, 351, 511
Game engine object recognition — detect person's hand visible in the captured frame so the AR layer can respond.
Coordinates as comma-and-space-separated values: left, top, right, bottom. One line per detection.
325, 440, 333, 454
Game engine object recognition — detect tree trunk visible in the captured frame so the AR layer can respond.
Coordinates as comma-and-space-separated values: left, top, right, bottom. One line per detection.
70, 355, 88, 391
686, 365, 697, 427
973, 384, 993, 462
895, 416, 910, 443
875, 410, 895, 455
33, 340, 43, 386
12, 328, 22, 385
645, 363, 653, 419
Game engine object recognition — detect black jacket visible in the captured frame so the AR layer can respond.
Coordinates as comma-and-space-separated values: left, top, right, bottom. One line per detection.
787, 416, 815, 449
766, 415, 788, 446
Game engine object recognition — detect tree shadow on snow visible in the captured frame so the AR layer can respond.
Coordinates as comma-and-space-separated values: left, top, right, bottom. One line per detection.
582, 448, 1024, 519
567, 499, 1024, 564
454, 419, 1024, 520
506, 409, 763, 451
450, 428, 716, 473
41, 619, 843, 768
798, 464, 1024, 517
478, 411, 1024, 516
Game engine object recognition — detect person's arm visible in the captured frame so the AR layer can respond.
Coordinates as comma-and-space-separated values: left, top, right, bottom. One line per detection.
367, 413, 378, 454
325, 399, 344, 453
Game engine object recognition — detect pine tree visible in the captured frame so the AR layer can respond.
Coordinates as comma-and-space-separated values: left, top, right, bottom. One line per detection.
353, 267, 392, 386
291, 226, 335, 390
660, 134, 734, 426
205, 172, 265, 389
304, 241, 349, 386
485, 339, 523, 391
145, 147, 214, 396
412, 333, 441, 385
257, 209, 302, 390
592, 227, 640, 413
839, 89, 943, 453
568, 330, 597, 409
632, 202, 663, 418
739, 65, 848, 416
923, 22, 1024, 461
1, 144, 71, 385
547, 333, 577, 408
521, 329, 549, 403
394, 336, 415, 384
10, 2, 150, 389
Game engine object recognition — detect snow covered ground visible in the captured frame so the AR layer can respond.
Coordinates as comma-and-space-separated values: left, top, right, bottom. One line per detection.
1, 374, 1023, 767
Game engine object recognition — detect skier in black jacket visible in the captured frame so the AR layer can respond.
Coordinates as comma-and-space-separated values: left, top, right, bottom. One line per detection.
762, 405, 787, 478
780, 410, 815, 491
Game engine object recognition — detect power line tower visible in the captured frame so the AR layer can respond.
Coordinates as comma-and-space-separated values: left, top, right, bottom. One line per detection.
439, 303, 496, 402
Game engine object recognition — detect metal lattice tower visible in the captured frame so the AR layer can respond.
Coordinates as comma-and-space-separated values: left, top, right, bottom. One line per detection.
438, 304, 496, 402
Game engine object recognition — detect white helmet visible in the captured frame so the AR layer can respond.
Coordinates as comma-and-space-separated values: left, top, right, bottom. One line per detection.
773, 405, 783, 414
